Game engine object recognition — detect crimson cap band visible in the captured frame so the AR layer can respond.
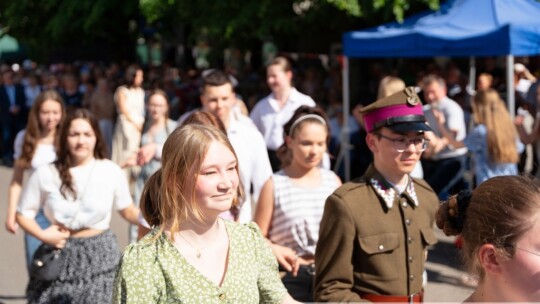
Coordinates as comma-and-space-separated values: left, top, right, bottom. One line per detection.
361, 86, 432, 133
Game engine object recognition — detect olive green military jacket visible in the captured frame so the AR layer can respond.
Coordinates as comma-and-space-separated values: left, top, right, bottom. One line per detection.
314, 165, 439, 302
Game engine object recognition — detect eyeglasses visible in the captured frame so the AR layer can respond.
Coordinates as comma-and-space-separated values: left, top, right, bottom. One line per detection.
376, 133, 429, 153
506, 244, 540, 258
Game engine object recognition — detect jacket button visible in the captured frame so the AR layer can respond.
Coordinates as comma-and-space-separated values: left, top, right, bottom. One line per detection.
408, 237, 413, 244
402, 201, 408, 208
218, 293, 226, 300
410, 274, 415, 281
408, 256, 413, 263
405, 219, 411, 225
378, 244, 384, 251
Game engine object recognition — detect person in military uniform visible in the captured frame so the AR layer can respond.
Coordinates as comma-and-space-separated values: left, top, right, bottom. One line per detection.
314, 87, 439, 302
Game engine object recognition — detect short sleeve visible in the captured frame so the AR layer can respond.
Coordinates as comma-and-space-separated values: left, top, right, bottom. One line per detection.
463, 125, 486, 151
17, 167, 44, 218
112, 164, 133, 211
13, 130, 25, 160
113, 243, 165, 304
247, 222, 288, 304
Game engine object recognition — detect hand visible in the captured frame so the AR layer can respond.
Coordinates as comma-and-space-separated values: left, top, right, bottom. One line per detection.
514, 115, 525, 126
432, 108, 446, 126
136, 143, 157, 166
269, 243, 300, 277
40, 225, 70, 249
9, 105, 20, 114
5, 214, 19, 234
121, 153, 138, 168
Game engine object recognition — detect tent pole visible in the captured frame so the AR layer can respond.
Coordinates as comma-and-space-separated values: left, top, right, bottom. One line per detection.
342, 56, 351, 182
468, 57, 476, 93
506, 55, 515, 119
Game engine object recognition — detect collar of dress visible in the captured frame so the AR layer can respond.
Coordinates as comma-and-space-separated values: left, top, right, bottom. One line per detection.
370, 176, 419, 209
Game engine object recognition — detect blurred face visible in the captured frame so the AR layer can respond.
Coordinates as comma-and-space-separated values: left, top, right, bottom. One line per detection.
147, 94, 169, 121
194, 141, 239, 216
497, 216, 540, 302
38, 100, 62, 132
266, 65, 292, 93
286, 122, 327, 169
477, 75, 492, 90
201, 83, 234, 123
368, 128, 425, 176
134, 70, 144, 87
67, 118, 96, 165
423, 81, 446, 104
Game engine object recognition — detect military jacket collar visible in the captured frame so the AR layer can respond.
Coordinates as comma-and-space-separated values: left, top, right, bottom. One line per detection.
365, 165, 419, 209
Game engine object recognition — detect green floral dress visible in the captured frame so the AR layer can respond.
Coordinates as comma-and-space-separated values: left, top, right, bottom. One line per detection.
113, 221, 288, 303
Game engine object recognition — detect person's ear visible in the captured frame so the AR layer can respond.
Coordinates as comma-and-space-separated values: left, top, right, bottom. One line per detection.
366, 133, 378, 153
285, 135, 293, 148
478, 244, 504, 275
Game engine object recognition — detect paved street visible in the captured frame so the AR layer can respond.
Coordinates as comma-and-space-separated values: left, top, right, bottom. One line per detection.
0, 165, 472, 303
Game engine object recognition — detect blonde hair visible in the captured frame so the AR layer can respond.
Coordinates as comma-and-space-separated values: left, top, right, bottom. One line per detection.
377, 76, 406, 99
472, 88, 519, 164
141, 124, 244, 241
268, 56, 292, 73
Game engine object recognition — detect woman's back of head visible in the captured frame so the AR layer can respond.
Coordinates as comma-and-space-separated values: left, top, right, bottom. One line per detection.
437, 175, 540, 279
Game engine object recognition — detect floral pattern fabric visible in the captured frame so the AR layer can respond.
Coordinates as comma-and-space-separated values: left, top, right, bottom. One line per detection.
113, 221, 287, 304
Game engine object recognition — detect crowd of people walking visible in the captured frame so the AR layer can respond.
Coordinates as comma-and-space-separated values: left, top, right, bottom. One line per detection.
2, 55, 540, 303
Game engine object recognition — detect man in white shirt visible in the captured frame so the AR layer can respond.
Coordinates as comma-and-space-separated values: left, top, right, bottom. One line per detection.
178, 70, 272, 223
249, 57, 316, 171
421, 75, 468, 199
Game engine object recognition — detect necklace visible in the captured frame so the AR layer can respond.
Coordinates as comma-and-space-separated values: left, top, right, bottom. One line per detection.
177, 221, 221, 259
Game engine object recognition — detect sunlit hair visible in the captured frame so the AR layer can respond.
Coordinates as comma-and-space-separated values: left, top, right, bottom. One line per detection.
377, 76, 406, 99
437, 175, 540, 279
277, 105, 329, 168
141, 124, 244, 241
16, 91, 65, 169
182, 110, 227, 134
55, 109, 107, 199
472, 88, 519, 164
268, 56, 292, 73
202, 70, 233, 89
421, 74, 446, 89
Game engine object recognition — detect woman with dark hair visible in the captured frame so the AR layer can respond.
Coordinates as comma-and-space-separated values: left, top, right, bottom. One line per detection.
437, 175, 540, 302
16, 109, 139, 303
112, 65, 145, 180
254, 105, 341, 302
5, 91, 65, 269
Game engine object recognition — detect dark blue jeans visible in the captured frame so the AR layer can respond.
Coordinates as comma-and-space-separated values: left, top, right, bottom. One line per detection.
25, 209, 50, 271
422, 155, 467, 200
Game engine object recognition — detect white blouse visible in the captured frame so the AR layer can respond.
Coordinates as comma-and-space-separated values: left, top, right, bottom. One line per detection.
13, 130, 56, 172
18, 159, 132, 230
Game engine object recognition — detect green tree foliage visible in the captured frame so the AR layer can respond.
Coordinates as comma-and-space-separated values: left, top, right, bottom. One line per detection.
0, 0, 140, 61
140, 0, 440, 45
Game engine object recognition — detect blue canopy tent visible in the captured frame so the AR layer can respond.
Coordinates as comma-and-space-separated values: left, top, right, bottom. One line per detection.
338, 0, 540, 180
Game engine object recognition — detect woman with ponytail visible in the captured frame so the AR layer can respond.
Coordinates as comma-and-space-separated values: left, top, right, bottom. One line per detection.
437, 175, 540, 302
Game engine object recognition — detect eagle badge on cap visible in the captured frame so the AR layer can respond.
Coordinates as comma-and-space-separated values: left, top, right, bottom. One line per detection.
405, 87, 419, 106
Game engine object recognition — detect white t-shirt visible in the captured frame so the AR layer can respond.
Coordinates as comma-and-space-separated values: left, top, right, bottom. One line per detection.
423, 96, 468, 160
250, 88, 316, 151
13, 130, 56, 172
18, 159, 132, 230
227, 112, 273, 223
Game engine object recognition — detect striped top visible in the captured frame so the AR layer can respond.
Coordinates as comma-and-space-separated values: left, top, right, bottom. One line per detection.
268, 169, 339, 256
